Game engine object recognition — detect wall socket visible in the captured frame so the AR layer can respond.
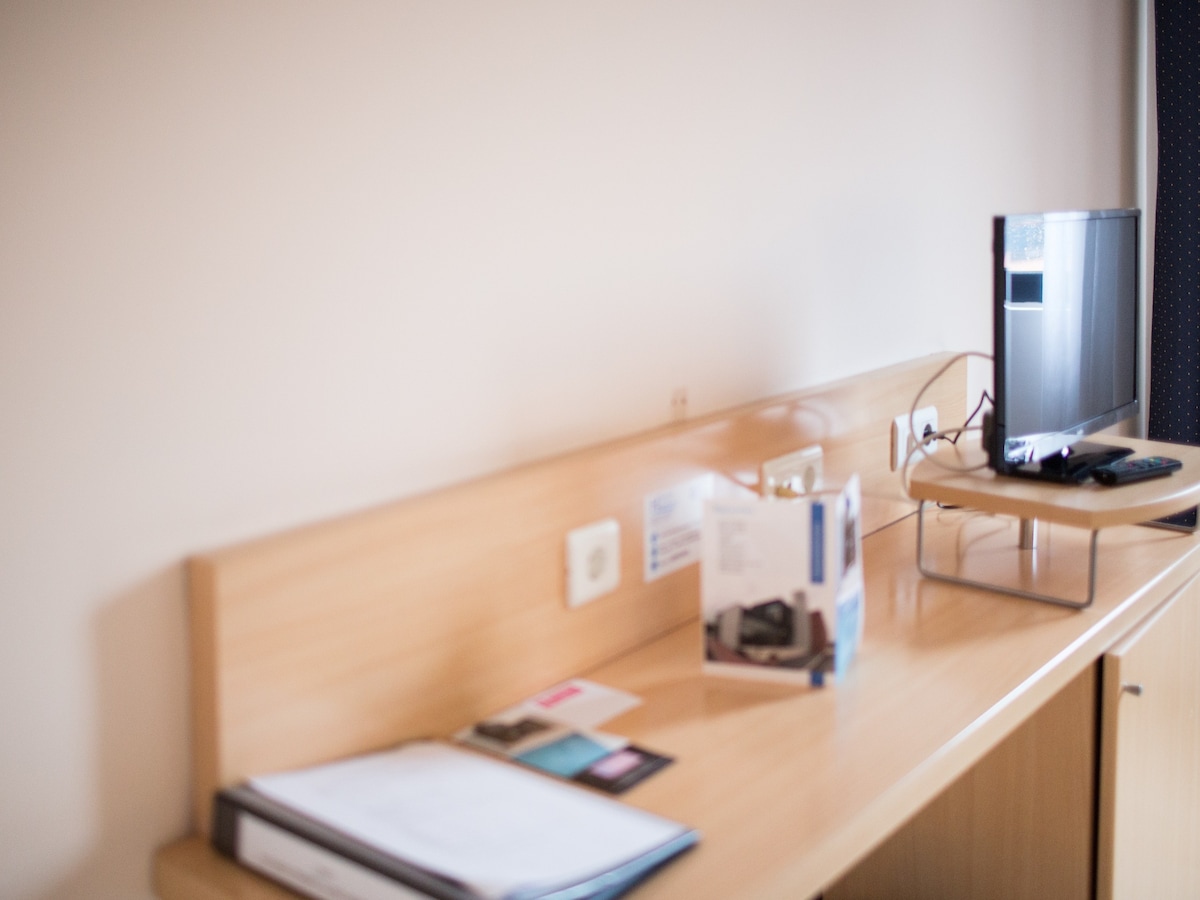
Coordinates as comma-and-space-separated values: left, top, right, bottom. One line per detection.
565, 518, 621, 607
891, 407, 939, 471
760, 444, 824, 498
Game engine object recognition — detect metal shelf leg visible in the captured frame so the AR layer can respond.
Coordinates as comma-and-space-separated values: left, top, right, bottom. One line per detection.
915, 501, 1098, 610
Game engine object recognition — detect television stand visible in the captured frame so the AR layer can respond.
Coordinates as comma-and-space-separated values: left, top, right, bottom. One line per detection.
908, 437, 1200, 609
1006, 441, 1134, 484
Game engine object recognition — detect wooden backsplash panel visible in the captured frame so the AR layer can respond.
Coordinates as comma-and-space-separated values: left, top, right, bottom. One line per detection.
188, 353, 967, 833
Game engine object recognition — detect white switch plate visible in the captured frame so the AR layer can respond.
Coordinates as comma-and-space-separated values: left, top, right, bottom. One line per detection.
566, 519, 621, 608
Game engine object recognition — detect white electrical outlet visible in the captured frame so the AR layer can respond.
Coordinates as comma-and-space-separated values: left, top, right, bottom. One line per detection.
891, 407, 939, 471
565, 519, 621, 607
760, 444, 824, 498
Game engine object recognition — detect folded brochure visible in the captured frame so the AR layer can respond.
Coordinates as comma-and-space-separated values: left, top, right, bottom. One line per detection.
455, 679, 673, 794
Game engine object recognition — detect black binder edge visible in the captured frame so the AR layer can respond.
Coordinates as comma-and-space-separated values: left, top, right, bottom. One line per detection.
212, 785, 477, 899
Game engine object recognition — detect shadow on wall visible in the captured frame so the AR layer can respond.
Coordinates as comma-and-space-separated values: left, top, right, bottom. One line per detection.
42, 566, 191, 900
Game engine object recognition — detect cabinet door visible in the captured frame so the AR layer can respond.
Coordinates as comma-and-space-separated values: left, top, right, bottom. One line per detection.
1098, 571, 1200, 900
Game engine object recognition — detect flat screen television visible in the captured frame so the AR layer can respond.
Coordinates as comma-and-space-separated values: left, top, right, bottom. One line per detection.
985, 208, 1140, 482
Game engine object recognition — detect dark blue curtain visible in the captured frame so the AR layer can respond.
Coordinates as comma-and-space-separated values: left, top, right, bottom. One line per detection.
1149, 0, 1200, 443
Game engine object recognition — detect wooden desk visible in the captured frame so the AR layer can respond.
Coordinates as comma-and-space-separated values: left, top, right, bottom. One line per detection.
156, 510, 1200, 899
152, 356, 1200, 899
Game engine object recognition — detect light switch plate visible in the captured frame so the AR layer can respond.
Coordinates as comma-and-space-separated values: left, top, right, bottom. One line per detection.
566, 519, 621, 607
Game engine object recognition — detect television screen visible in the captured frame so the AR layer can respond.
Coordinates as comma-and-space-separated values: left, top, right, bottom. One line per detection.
987, 208, 1140, 480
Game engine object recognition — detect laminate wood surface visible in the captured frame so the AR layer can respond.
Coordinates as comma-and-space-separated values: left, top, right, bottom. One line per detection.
1097, 571, 1200, 900
184, 354, 967, 838
157, 354, 1200, 900
155, 839, 294, 900
565, 514, 1200, 898
158, 508, 1200, 900
826, 665, 1097, 900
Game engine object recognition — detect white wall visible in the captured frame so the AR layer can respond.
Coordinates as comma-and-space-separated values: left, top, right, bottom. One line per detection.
0, 2, 1135, 897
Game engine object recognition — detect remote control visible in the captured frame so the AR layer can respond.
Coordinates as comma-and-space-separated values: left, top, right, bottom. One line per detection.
1091, 455, 1182, 486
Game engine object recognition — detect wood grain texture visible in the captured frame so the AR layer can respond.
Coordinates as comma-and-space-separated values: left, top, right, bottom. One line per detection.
185, 354, 968, 836
159, 350, 1200, 900
569, 516, 1200, 899
154, 839, 294, 900
826, 665, 1097, 900
1097, 572, 1200, 900
159, 506, 1200, 899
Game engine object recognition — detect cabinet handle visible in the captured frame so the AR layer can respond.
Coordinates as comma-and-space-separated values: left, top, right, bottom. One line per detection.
1121, 683, 1144, 696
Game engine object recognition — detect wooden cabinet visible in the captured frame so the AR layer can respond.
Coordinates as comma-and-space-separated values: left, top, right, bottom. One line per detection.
1097, 570, 1200, 900
826, 665, 1098, 900
828, 569, 1200, 900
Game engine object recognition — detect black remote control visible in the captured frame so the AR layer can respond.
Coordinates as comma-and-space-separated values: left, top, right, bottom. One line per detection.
1091, 455, 1182, 486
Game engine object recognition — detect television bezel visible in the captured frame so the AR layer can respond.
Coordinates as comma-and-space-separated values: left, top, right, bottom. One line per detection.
987, 207, 1141, 477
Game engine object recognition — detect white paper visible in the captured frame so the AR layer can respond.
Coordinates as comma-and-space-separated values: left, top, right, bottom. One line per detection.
250, 741, 689, 899
519, 678, 642, 729
700, 476, 864, 684
644, 474, 755, 582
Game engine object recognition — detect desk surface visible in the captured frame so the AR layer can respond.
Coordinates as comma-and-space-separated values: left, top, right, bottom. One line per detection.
155, 508, 1200, 900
